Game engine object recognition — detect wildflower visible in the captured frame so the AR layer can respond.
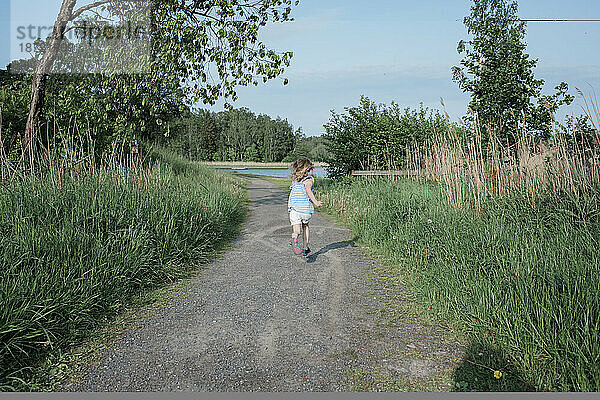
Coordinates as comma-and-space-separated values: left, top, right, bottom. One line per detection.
493, 370, 503, 379
392, 236, 397, 240
427, 219, 432, 224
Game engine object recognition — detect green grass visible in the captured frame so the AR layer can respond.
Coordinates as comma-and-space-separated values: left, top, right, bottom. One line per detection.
318, 177, 600, 392
0, 149, 247, 390
249, 174, 289, 189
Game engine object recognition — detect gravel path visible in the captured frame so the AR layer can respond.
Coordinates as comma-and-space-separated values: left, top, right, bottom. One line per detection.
62, 177, 463, 392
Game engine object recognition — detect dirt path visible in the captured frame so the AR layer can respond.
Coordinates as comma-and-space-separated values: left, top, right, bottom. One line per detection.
61, 177, 463, 391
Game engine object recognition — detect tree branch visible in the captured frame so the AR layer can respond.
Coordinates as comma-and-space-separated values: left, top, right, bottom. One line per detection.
71, 0, 112, 21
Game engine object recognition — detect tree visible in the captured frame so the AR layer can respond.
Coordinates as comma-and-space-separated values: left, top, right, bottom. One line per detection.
244, 143, 260, 162
22, 0, 297, 162
282, 134, 331, 163
0, 70, 31, 154
452, 0, 572, 145
199, 110, 217, 158
161, 106, 297, 162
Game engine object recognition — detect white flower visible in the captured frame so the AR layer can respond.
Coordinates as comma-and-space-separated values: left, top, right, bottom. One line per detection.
427, 219, 432, 224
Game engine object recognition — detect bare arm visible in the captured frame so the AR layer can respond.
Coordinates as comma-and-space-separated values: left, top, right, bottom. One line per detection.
304, 178, 323, 207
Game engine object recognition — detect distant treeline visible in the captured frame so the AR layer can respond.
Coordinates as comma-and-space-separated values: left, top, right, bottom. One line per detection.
162, 107, 330, 163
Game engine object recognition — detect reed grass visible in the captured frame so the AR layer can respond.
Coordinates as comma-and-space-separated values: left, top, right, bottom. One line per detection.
0, 139, 246, 390
406, 93, 600, 214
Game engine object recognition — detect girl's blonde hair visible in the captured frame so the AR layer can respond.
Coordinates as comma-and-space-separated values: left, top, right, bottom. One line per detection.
291, 157, 314, 182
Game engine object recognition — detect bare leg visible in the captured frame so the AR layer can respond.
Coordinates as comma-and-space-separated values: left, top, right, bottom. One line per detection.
291, 224, 302, 254
292, 224, 301, 242
302, 223, 310, 250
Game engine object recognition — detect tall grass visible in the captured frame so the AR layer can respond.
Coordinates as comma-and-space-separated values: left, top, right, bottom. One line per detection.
318, 93, 600, 391
0, 142, 246, 390
320, 177, 599, 391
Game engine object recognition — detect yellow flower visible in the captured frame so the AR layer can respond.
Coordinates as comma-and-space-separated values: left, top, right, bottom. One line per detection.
494, 370, 503, 379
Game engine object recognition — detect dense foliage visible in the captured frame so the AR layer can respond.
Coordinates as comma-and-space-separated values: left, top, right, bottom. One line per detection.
5, 0, 298, 160
1, 69, 327, 164
0, 70, 30, 155
323, 96, 454, 177
2, 67, 185, 155
283, 135, 330, 163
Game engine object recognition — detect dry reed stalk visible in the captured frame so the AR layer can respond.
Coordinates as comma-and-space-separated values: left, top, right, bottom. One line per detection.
405, 96, 600, 212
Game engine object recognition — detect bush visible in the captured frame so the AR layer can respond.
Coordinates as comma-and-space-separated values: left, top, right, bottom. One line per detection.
323, 96, 453, 177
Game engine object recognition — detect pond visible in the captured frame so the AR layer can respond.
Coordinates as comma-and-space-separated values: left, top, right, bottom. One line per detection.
218, 167, 328, 178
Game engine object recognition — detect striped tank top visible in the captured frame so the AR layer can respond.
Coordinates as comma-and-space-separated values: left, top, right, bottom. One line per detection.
288, 176, 314, 214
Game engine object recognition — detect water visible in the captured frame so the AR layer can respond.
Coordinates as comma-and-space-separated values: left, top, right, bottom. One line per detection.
218, 167, 328, 178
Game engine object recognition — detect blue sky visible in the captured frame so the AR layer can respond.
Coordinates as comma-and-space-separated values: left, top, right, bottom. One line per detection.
2, 0, 599, 136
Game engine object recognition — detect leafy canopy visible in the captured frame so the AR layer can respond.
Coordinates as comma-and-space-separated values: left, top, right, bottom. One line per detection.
2, 0, 298, 156
162, 107, 297, 162
152, 0, 297, 108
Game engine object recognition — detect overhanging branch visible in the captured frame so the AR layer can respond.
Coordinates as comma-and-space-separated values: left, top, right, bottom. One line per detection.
71, 0, 112, 21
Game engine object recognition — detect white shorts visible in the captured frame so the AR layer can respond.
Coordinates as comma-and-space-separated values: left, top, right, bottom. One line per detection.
289, 210, 312, 225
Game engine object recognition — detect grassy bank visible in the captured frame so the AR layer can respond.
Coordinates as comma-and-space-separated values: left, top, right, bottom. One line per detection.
0, 149, 247, 390
318, 177, 599, 391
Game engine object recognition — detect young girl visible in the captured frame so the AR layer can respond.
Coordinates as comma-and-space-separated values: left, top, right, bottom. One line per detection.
288, 157, 322, 256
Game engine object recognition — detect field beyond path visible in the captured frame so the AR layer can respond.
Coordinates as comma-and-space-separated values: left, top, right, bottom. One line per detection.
62, 178, 462, 391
